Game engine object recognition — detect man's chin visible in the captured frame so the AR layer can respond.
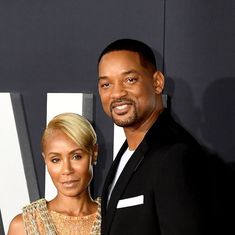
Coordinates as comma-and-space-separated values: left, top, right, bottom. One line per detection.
112, 118, 132, 127
111, 111, 137, 127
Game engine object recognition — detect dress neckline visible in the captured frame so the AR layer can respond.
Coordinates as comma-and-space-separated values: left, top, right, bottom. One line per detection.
48, 209, 97, 220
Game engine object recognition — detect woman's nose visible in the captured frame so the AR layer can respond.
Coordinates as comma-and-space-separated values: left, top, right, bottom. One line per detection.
62, 160, 74, 175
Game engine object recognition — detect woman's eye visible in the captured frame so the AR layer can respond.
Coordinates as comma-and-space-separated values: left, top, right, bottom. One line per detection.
72, 154, 82, 160
51, 158, 60, 163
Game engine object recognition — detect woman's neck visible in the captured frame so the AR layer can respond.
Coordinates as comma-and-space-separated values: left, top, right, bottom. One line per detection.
48, 191, 97, 217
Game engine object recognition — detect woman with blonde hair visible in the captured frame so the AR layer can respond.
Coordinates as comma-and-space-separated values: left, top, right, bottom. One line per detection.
8, 113, 101, 235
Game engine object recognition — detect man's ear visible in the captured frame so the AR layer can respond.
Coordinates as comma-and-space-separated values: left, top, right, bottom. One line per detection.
153, 71, 165, 94
92, 144, 98, 165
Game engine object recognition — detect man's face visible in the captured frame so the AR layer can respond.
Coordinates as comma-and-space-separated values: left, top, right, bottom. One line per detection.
98, 50, 161, 128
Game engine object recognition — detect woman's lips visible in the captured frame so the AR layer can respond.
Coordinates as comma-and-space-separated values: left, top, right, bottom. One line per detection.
61, 180, 79, 187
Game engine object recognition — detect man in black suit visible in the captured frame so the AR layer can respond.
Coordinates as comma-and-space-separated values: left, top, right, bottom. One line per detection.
97, 38, 232, 235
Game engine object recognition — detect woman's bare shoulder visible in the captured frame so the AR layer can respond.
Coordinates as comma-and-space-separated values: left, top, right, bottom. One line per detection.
7, 214, 25, 235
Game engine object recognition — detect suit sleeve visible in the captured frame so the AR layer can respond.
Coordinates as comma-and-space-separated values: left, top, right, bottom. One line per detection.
153, 143, 214, 235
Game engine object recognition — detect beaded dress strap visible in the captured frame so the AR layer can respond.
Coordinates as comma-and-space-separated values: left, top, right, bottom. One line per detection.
22, 198, 57, 235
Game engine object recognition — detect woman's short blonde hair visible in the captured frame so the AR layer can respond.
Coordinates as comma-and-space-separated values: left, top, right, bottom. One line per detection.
41, 113, 97, 154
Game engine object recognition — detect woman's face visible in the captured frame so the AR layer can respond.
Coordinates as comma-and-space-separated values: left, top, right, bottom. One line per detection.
43, 129, 96, 198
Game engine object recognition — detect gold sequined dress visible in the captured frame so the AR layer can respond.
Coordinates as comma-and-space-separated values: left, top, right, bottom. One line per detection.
22, 198, 101, 235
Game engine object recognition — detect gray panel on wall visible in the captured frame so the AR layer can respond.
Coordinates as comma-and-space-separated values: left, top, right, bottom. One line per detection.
164, 0, 235, 162
83, 93, 94, 124
11, 93, 41, 201
0, 210, 4, 235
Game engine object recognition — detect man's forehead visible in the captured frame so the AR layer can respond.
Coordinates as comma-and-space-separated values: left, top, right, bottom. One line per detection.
99, 51, 141, 69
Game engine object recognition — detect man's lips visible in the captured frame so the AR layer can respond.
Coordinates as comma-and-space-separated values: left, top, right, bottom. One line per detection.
111, 103, 131, 115
110, 99, 134, 115
114, 104, 128, 110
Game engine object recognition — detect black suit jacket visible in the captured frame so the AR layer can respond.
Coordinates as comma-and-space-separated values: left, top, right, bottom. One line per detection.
101, 109, 233, 235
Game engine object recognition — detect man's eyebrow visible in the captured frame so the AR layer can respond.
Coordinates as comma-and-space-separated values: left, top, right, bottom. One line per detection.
98, 76, 108, 80
122, 70, 139, 76
99, 70, 139, 79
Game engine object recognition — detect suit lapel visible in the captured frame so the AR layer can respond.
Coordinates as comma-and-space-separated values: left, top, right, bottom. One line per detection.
101, 141, 128, 215
104, 139, 149, 234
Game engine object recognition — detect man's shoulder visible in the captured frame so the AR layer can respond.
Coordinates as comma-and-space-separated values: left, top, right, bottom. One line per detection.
147, 109, 200, 150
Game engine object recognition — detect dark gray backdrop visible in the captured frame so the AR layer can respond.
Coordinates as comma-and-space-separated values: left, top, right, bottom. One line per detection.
0, 0, 234, 199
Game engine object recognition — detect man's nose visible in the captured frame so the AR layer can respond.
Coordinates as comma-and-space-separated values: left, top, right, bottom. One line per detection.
110, 84, 127, 99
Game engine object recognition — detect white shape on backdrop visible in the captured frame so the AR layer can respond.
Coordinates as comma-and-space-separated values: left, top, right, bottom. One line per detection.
0, 93, 30, 233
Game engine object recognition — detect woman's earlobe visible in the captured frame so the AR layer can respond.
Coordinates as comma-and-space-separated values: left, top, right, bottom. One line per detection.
92, 144, 98, 165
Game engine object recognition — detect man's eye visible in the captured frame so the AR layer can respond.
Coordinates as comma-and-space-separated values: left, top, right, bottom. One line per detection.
99, 80, 110, 89
73, 154, 82, 160
127, 77, 137, 83
101, 83, 110, 89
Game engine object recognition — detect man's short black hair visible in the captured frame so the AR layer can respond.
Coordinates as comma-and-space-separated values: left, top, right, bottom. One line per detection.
98, 38, 157, 70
